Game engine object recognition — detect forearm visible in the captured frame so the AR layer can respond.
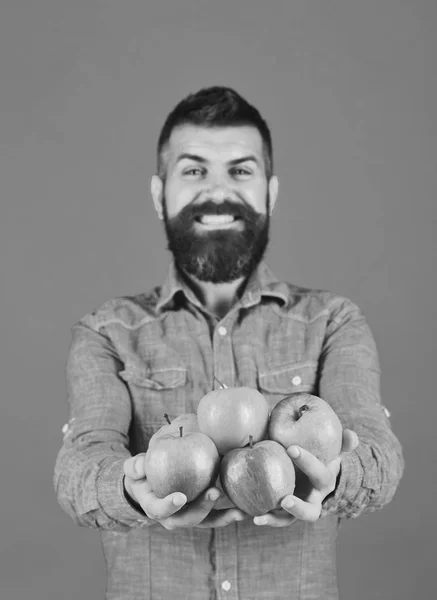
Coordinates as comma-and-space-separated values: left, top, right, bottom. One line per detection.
54, 434, 151, 531
319, 297, 404, 519
54, 320, 152, 531
322, 411, 404, 518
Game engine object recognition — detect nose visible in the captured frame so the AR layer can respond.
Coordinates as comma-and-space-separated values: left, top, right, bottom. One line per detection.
207, 185, 228, 202
203, 174, 232, 203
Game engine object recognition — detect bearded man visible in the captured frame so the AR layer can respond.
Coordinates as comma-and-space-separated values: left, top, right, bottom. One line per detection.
54, 86, 403, 600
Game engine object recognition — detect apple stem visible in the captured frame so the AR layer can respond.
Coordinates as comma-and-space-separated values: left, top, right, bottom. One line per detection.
179, 426, 183, 437
213, 376, 227, 390
299, 405, 309, 418
164, 413, 171, 424
249, 435, 253, 449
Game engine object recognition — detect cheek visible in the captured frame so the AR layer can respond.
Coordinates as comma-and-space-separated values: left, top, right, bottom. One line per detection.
163, 184, 193, 219
249, 192, 269, 215
242, 180, 268, 213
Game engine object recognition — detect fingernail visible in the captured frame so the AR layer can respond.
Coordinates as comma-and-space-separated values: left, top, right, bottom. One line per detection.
135, 459, 143, 474
254, 517, 267, 526
172, 494, 186, 507
288, 446, 300, 458
209, 490, 220, 502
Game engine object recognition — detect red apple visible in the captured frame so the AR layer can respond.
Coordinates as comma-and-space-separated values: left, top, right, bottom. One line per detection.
148, 413, 200, 448
144, 426, 220, 503
268, 393, 343, 464
220, 436, 296, 517
197, 378, 269, 455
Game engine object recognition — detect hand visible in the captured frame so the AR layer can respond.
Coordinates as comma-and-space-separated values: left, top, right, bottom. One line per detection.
212, 475, 236, 510
123, 453, 248, 530
253, 429, 359, 527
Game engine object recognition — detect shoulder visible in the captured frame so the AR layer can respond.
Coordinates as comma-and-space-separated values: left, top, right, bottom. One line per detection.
75, 287, 161, 332
280, 282, 363, 325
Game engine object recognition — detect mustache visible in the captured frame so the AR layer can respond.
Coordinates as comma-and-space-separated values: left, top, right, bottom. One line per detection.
181, 199, 258, 221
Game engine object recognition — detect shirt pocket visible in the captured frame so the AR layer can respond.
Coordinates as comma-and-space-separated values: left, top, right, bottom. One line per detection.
119, 355, 189, 433
258, 362, 319, 411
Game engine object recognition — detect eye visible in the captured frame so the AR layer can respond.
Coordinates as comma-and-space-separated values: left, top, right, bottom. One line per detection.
183, 167, 204, 177
231, 167, 252, 177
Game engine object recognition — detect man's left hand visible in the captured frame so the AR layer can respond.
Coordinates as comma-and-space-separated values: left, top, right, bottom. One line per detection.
253, 428, 359, 527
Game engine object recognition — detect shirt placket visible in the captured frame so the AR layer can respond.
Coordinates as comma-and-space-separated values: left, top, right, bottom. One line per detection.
214, 525, 240, 600
213, 314, 236, 387
211, 315, 240, 598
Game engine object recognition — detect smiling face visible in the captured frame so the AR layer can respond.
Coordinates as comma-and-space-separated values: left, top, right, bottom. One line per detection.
151, 124, 278, 283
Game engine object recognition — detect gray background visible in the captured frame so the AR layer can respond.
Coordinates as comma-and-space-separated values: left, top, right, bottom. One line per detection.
1, 1, 435, 598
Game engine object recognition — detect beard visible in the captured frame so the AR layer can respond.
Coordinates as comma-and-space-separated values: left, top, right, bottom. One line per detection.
163, 194, 270, 283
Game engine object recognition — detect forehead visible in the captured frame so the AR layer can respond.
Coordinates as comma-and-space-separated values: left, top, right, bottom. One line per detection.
166, 124, 264, 164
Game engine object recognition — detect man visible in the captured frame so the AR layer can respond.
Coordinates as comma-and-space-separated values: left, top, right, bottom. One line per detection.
54, 86, 404, 599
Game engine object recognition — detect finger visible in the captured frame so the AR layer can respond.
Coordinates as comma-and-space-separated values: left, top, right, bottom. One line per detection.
196, 508, 248, 528
287, 446, 332, 490
123, 454, 147, 480
213, 494, 236, 510
340, 429, 359, 456
191, 486, 222, 514
160, 487, 223, 529
280, 494, 321, 522
253, 510, 297, 528
132, 481, 187, 520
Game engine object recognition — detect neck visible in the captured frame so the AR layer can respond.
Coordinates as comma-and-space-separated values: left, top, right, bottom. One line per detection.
182, 271, 247, 319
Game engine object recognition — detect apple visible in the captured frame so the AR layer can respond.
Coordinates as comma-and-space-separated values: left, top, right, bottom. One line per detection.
148, 412, 200, 448
211, 474, 236, 510
220, 436, 296, 517
268, 393, 343, 464
197, 377, 270, 455
144, 425, 220, 503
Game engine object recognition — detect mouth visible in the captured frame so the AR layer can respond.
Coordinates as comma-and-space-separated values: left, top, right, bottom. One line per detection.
194, 215, 243, 229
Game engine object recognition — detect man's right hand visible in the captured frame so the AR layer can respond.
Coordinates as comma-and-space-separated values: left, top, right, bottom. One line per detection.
123, 453, 248, 530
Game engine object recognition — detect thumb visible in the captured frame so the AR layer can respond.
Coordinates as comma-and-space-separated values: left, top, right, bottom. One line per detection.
340, 429, 359, 456
123, 453, 148, 480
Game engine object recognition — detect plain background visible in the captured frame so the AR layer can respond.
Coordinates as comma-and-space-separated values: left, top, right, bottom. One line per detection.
1, 1, 435, 598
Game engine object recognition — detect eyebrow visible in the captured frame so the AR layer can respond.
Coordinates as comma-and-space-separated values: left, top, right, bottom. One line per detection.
175, 153, 260, 167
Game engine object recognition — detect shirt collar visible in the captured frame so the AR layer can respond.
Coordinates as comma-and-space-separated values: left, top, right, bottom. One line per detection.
240, 259, 289, 309
155, 257, 289, 314
155, 258, 200, 313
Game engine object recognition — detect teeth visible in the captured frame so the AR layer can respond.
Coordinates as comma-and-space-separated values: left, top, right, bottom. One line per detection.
200, 215, 235, 224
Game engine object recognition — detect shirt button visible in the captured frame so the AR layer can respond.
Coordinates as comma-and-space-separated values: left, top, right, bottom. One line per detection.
221, 580, 232, 591
137, 519, 148, 526
383, 406, 391, 418
61, 423, 69, 434
217, 326, 227, 336
292, 375, 302, 386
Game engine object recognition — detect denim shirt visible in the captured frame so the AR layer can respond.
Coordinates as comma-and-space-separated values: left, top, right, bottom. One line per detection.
54, 259, 404, 600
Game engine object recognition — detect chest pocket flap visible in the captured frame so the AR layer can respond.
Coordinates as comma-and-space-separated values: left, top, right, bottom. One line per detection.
258, 362, 318, 395
120, 358, 187, 390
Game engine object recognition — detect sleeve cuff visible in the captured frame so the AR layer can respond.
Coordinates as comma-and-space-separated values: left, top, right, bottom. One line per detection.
321, 450, 364, 517
97, 458, 151, 527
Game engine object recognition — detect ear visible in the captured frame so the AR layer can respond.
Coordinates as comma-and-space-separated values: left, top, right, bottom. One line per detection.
151, 175, 164, 220
268, 175, 279, 215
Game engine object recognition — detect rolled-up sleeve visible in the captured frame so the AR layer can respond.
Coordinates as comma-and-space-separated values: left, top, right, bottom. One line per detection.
319, 298, 404, 519
53, 320, 150, 531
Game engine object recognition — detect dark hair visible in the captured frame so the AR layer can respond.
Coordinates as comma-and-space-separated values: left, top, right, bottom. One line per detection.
157, 86, 273, 179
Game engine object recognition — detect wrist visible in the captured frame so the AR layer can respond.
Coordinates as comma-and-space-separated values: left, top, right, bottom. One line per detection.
321, 450, 362, 517
123, 476, 146, 515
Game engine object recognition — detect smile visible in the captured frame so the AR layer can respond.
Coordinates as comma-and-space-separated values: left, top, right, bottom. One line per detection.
195, 215, 243, 229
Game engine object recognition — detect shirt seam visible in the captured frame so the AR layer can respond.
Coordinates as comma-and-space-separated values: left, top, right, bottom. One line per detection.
298, 523, 307, 600
90, 315, 156, 332
258, 361, 318, 377
271, 302, 330, 325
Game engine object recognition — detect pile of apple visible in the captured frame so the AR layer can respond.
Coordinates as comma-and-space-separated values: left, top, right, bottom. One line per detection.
144, 378, 343, 517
